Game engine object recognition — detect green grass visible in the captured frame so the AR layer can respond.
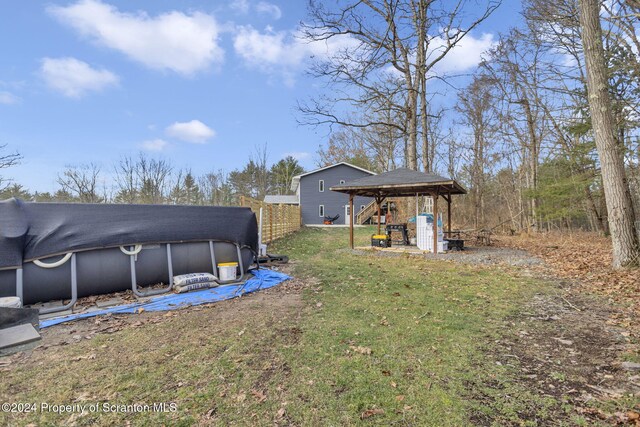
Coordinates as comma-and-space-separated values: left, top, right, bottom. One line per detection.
0, 227, 591, 425
270, 226, 562, 426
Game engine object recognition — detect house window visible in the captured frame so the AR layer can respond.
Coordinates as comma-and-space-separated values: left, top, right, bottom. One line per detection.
360, 205, 365, 211
319, 180, 324, 192
319, 205, 325, 217
340, 180, 345, 184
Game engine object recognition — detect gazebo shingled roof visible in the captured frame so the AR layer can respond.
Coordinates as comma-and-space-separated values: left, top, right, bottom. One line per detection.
329, 168, 466, 251
330, 168, 466, 197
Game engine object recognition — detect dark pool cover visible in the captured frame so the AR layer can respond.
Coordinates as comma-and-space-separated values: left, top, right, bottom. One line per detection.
0, 198, 259, 269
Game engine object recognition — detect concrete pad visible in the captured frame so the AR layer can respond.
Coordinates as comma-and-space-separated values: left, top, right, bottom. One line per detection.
96, 297, 125, 308
29, 300, 64, 311
39, 309, 73, 320
0, 324, 41, 350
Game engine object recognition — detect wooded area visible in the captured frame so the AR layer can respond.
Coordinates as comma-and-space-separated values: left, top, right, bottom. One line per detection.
299, 0, 640, 267
1, 1, 640, 267
0, 150, 304, 206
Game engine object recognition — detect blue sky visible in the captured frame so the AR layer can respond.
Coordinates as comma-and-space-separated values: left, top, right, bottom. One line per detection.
0, 0, 522, 193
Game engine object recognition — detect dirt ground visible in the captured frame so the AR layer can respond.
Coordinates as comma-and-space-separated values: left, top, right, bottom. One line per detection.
3, 244, 639, 425
350, 243, 640, 424
475, 283, 640, 425
2, 264, 306, 368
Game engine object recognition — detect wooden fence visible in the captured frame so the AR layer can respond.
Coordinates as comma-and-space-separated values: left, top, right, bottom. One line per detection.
239, 196, 301, 243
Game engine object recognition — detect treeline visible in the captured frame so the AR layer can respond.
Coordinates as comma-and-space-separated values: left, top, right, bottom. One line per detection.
0, 150, 303, 205
301, 0, 640, 238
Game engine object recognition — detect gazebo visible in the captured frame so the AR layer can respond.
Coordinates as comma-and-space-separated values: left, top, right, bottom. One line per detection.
330, 168, 467, 253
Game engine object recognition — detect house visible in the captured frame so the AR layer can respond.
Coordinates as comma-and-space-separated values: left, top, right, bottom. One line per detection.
293, 162, 375, 225
266, 162, 375, 225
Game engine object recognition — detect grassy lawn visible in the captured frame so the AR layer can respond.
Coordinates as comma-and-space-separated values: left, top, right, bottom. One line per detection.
0, 227, 621, 425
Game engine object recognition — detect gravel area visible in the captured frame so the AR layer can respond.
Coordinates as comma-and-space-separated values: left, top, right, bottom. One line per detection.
346, 245, 544, 267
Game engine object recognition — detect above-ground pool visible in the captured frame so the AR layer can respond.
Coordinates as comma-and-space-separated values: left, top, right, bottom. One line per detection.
0, 199, 258, 311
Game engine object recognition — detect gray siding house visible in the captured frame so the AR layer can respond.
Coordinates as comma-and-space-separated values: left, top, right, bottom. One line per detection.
291, 163, 375, 225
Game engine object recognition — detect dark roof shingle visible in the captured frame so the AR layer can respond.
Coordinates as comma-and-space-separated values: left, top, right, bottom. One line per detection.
330, 168, 466, 196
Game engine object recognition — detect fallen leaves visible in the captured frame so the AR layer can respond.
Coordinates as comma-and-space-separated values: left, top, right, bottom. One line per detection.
349, 345, 372, 355
251, 389, 267, 403
501, 233, 640, 302
499, 233, 640, 335
72, 353, 96, 361
360, 408, 384, 419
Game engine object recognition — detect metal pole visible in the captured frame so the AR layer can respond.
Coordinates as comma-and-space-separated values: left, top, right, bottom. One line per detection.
129, 245, 172, 297
377, 197, 382, 235
447, 192, 452, 235
349, 194, 354, 249
258, 207, 263, 248
38, 253, 78, 315
209, 240, 217, 276
16, 268, 23, 303
166, 243, 174, 287
236, 244, 244, 279
433, 192, 439, 254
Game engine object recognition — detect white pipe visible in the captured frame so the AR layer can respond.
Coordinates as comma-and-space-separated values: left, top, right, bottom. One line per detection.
33, 252, 73, 269
119, 244, 142, 256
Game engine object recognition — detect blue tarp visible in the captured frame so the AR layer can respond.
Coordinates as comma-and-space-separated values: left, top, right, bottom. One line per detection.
40, 268, 290, 328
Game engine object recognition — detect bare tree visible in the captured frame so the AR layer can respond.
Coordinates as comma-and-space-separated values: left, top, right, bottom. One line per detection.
579, 0, 640, 267
0, 143, 22, 191
113, 156, 138, 203
299, 0, 501, 170
169, 169, 202, 205
136, 154, 173, 204
457, 75, 499, 229
57, 163, 103, 203
199, 170, 234, 206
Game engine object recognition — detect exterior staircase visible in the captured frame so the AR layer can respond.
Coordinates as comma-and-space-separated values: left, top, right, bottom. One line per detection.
355, 200, 378, 225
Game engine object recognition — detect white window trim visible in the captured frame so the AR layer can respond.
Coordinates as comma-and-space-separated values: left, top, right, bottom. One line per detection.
319, 179, 324, 192
360, 205, 365, 211
319, 205, 325, 217
340, 179, 346, 184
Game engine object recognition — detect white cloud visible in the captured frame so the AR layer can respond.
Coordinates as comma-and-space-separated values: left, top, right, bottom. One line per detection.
40, 57, 119, 98
48, 0, 224, 76
427, 33, 496, 75
230, 0, 250, 14
233, 25, 357, 85
165, 120, 215, 143
141, 138, 168, 151
0, 91, 20, 105
256, 2, 282, 20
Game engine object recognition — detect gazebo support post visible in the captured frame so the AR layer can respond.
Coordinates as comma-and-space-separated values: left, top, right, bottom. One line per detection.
433, 190, 439, 254
447, 192, 452, 235
375, 195, 384, 235
349, 193, 354, 249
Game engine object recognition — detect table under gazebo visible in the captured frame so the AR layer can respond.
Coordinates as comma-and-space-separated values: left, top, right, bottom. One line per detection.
330, 168, 467, 253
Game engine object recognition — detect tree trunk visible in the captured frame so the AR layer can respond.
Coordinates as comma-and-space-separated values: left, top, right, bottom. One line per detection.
584, 185, 605, 233
579, 0, 640, 267
406, 85, 418, 170
521, 98, 539, 232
